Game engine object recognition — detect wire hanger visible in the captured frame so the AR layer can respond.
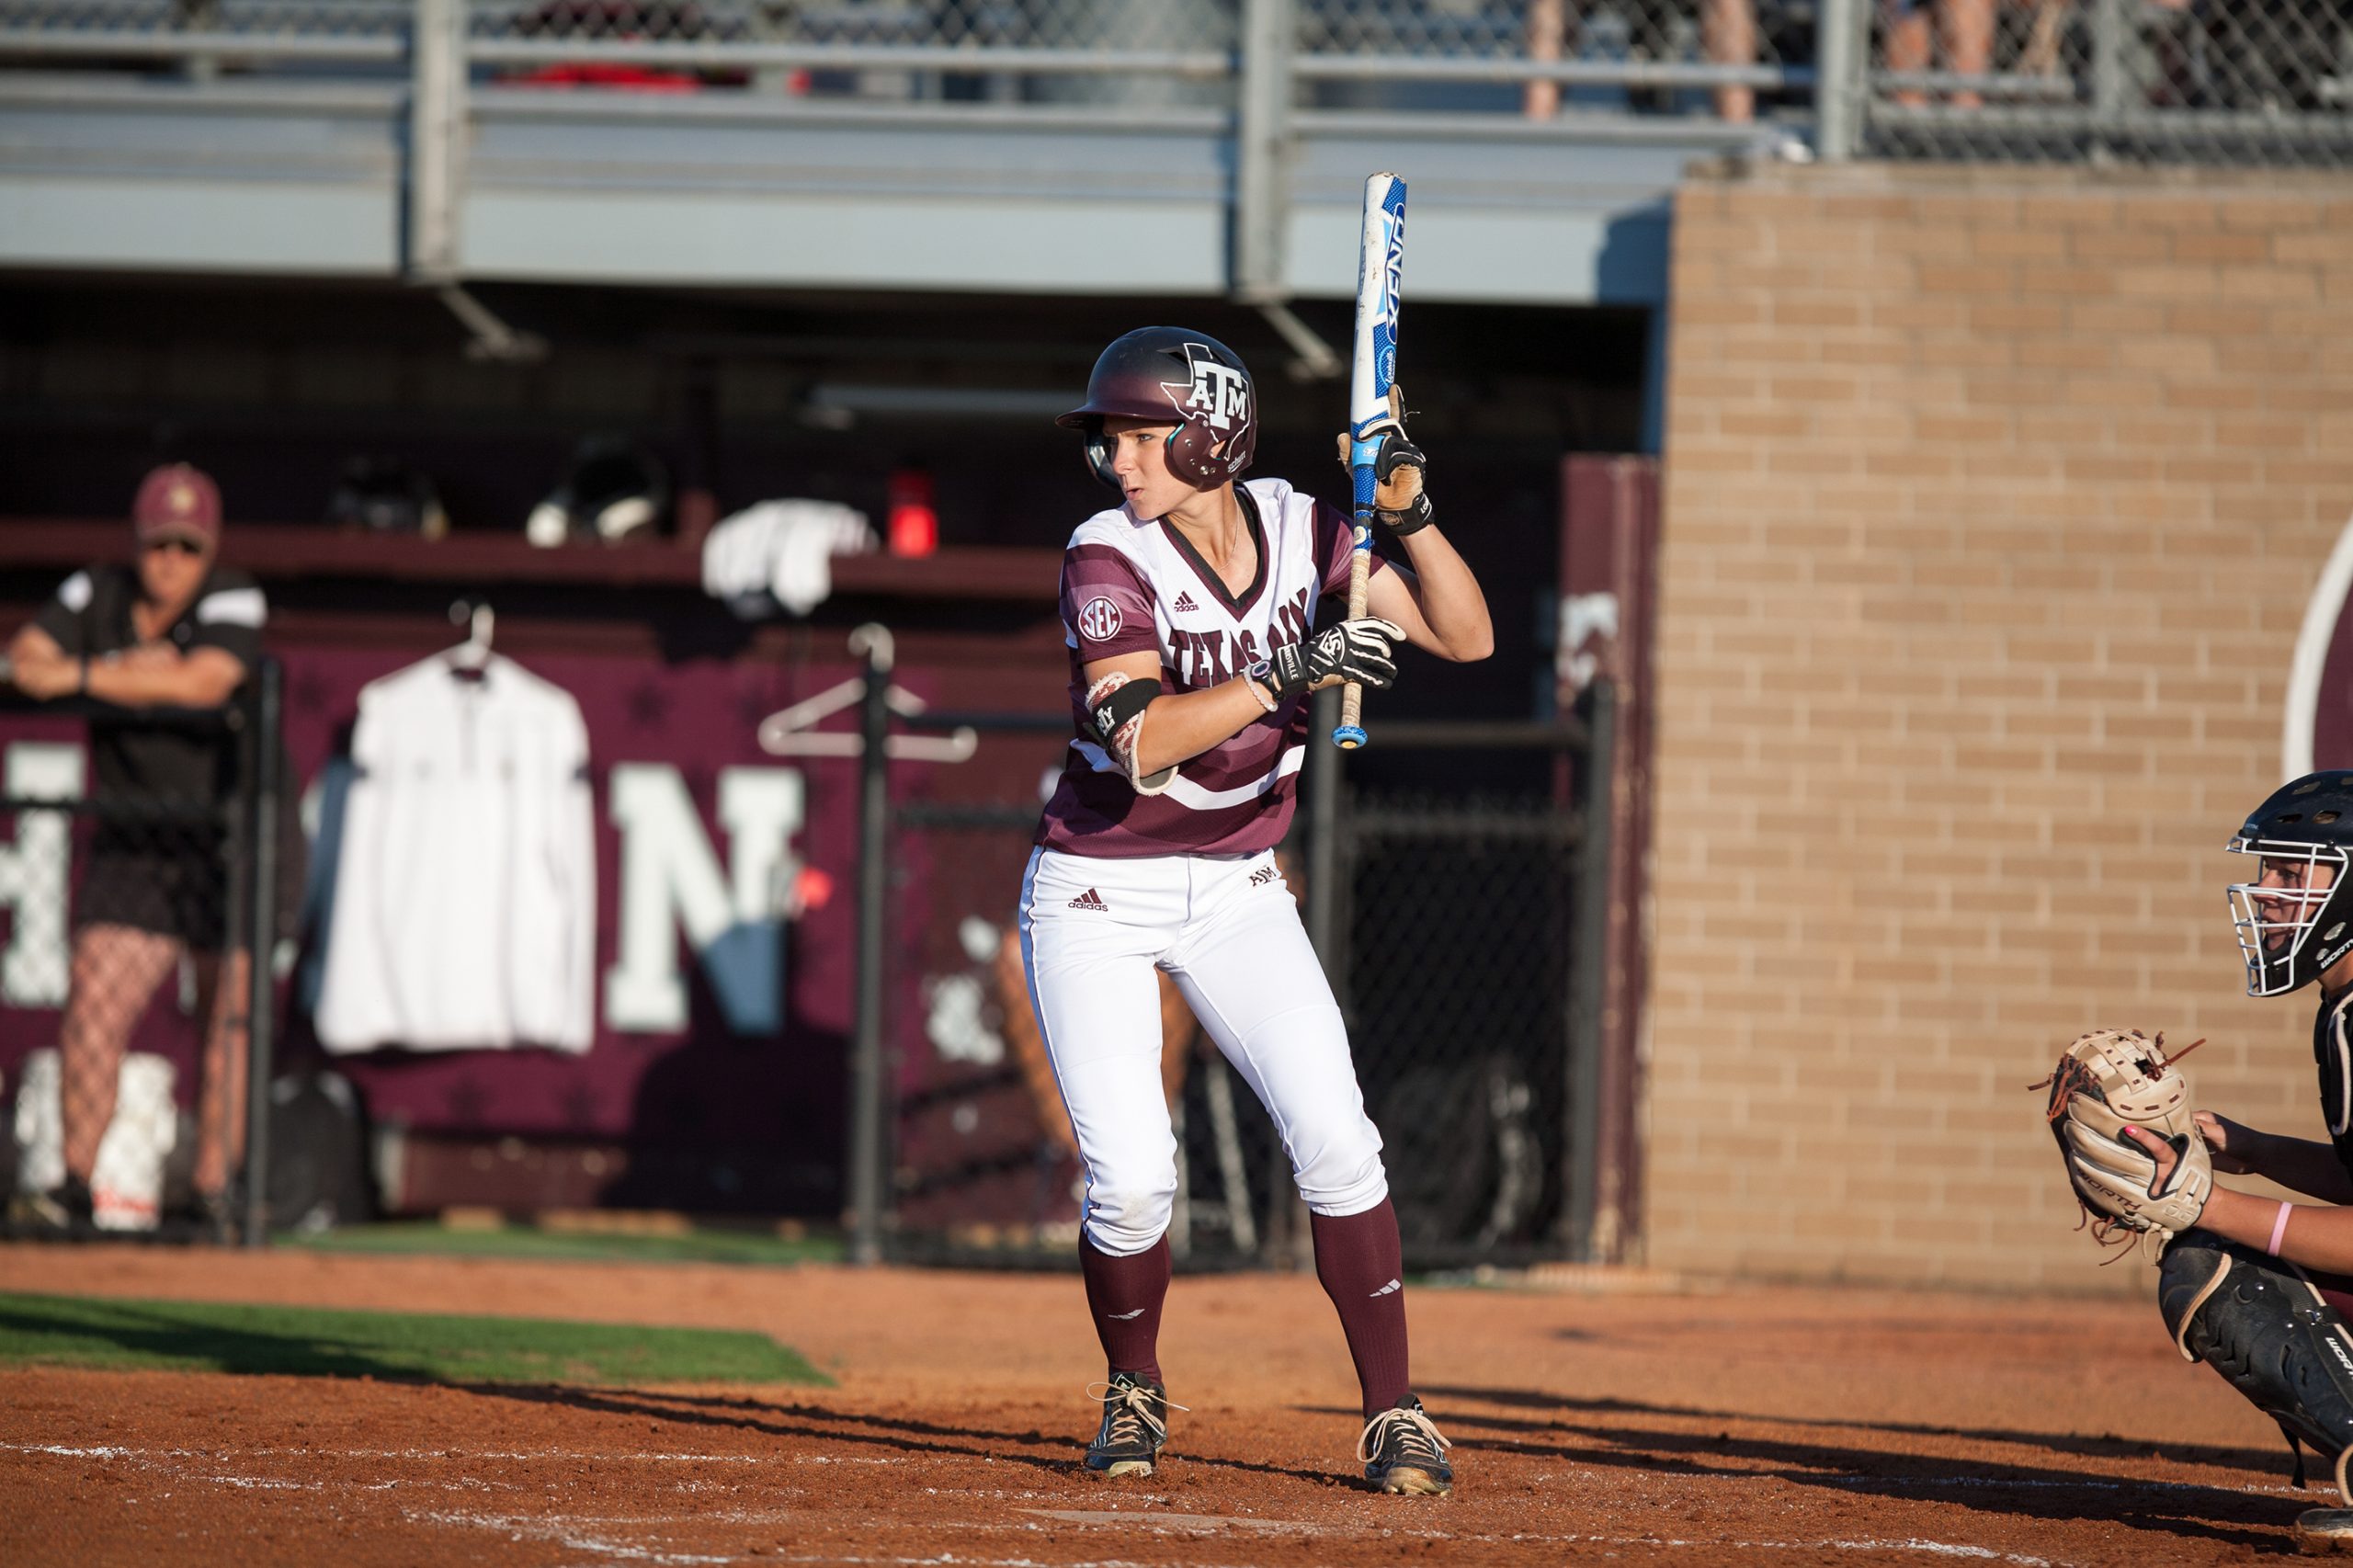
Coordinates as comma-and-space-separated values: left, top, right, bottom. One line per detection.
756, 624, 976, 764
447, 598, 494, 680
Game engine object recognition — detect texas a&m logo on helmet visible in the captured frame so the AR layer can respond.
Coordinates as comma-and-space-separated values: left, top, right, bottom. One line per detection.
1163, 341, 1250, 436
1058, 326, 1257, 491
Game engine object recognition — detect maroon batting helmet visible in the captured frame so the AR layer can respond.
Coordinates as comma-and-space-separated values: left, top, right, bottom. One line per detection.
1058, 326, 1256, 492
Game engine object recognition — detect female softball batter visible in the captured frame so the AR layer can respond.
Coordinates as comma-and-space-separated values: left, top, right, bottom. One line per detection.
1021, 326, 1493, 1494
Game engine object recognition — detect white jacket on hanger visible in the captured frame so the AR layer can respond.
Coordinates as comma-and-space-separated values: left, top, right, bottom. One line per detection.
316, 652, 597, 1053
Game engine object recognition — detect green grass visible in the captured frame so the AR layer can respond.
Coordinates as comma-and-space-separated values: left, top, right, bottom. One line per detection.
278, 1221, 845, 1268
0, 1292, 830, 1386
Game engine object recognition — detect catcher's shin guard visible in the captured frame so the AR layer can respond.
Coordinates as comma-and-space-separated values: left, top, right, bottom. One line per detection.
2159, 1229, 2353, 1502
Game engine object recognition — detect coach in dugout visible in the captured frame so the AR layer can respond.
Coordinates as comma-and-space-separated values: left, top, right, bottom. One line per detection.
6, 463, 293, 1230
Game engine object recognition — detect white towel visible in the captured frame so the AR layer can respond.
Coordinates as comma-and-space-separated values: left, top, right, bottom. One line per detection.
702, 500, 878, 618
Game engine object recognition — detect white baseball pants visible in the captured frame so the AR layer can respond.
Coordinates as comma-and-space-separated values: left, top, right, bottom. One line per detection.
1017, 845, 1389, 1256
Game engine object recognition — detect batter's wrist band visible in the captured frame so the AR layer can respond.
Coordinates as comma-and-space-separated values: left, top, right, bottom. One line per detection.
1245, 658, 1289, 708
2269, 1199, 2293, 1257
1377, 494, 1434, 537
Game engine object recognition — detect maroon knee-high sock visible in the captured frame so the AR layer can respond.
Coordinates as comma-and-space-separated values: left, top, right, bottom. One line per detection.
1311, 1198, 1411, 1418
1080, 1233, 1171, 1386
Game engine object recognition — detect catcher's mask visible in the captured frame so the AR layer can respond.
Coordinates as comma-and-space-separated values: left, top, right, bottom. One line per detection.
2227, 771, 2353, 996
1058, 327, 1256, 493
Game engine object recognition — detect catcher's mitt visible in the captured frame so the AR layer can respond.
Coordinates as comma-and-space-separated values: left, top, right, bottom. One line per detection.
2035, 1028, 2212, 1260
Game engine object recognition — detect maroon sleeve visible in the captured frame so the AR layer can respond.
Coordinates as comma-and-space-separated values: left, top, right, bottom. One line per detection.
1061, 543, 1160, 662
1314, 499, 1393, 600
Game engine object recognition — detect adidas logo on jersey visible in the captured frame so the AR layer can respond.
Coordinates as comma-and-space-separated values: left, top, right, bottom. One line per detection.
1068, 888, 1109, 911
1249, 865, 1281, 887
1171, 591, 1199, 614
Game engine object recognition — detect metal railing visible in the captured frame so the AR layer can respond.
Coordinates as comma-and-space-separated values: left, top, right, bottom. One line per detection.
4, 0, 2342, 158
0, 0, 1814, 111
6, 0, 2345, 285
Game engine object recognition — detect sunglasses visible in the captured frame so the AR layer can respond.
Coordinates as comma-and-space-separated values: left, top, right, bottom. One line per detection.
141, 537, 208, 557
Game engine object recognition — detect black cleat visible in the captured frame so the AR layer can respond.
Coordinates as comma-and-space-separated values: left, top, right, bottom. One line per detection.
19, 1176, 93, 1233
1084, 1373, 1171, 1479
1358, 1395, 1453, 1495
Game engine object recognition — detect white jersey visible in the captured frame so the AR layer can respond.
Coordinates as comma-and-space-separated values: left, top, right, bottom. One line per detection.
316, 652, 597, 1054
1036, 475, 1385, 858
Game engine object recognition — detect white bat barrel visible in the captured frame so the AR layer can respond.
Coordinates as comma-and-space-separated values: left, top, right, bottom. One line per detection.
1336, 171, 1406, 752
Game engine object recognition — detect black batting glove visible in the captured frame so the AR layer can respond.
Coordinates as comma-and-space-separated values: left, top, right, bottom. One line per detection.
1370, 428, 1432, 536
1256, 617, 1404, 699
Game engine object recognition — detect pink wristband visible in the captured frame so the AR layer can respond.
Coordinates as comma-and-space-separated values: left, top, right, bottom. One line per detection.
2268, 1200, 2293, 1258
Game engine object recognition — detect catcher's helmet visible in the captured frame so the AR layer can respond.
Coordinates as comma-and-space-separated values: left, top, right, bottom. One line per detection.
1058, 327, 1256, 493
2227, 771, 2353, 995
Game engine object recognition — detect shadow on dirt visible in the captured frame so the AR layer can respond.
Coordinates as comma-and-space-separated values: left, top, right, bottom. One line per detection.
0, 1297, 425, 1381
1330, 1385, 2298, 1551
465, 1383, 1354, 1490
1421, 1384, 2288, 1473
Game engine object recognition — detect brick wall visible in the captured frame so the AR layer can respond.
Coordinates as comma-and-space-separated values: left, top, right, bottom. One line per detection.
1650, 164, 2353, 1290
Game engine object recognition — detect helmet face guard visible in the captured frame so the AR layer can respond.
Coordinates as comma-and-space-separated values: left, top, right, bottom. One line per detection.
2227, 836, 2353, 995
1058, 327, 1256, 493
2225, 772, 2353, 996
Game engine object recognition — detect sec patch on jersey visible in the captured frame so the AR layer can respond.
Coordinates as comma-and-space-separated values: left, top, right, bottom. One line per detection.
1077, 597, 1123, 642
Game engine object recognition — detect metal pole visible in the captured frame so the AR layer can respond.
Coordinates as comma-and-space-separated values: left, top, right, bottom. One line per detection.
846, 625, 894, 1266
1814, 0, 1865, 161
177, 0, 221, 84
1288, 683, 1343, 1267
1563, 678, 1617, 1261
1303, 685, 1342, 980
241, 659, 282, 1248
1233, 0, 1294, 301
2089, 0, 2126, 152
410, 0, 464, 278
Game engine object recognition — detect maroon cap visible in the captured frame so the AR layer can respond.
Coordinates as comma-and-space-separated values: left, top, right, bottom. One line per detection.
132, 463, 222, 546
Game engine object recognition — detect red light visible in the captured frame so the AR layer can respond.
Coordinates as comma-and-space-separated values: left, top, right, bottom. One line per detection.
887, 470, 937, 558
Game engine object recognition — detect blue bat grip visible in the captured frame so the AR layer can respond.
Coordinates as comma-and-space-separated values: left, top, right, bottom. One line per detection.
1337, 436, 1383, 752
1348, 436, 1383, 545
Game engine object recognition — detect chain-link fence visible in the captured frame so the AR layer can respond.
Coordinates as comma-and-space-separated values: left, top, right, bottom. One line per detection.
0, 664, 286, 1244
9, 0, 2349, 160
1330, 783, 1581, 1262
460, 0, 1235, 104
1859, 0, 2353, 162
862, 687, 1608, 1271
0, 0, 1794, 119
1293, 0, 1807, 122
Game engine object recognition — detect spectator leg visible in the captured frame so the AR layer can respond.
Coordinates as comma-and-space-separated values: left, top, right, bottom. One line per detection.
59, 925, 179, 1186
1704, 0, 1757, 122
2019, 0, 2067, 77
190, 949, 251, 1199
1940, 0, 1995, 107
1524, 0, 1563, 119
1886, 5, 1932, 106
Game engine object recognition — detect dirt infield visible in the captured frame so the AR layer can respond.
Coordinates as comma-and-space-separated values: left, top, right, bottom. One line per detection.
0, 1243, 2323, 1566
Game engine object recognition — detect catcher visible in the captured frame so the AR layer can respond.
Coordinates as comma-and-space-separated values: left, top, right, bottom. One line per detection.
2049, 771, 2353, 1521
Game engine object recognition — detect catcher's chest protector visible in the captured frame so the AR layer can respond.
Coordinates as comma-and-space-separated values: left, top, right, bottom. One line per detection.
2317, 992, 2353, 1173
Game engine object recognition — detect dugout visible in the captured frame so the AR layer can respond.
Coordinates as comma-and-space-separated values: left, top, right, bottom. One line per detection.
0, 274, 1654, 1265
